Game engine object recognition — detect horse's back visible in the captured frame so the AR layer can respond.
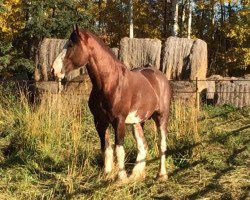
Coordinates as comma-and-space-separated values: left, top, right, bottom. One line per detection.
131, 66, 171, 114
131, 66, 170, 94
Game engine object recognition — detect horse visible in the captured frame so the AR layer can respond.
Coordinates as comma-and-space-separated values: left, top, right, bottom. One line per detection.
52, 26, 172, 182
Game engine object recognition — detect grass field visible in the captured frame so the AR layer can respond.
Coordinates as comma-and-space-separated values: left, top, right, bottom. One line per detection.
0, 85, 249, 200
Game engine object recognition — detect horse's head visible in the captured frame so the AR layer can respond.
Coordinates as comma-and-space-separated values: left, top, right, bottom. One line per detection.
52, 25, 90, 80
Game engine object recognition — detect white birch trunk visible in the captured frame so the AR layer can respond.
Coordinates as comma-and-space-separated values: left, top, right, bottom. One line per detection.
180, 0, 186, 37
187, 0, 192, 39
172, 0, 179, 36
129, 0, 134, 38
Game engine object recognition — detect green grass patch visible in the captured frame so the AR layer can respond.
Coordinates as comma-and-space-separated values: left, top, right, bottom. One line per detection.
0, 87, 249, 199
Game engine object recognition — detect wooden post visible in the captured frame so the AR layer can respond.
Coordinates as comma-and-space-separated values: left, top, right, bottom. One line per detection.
195, 77, 199, 110
58, 79, 62, 94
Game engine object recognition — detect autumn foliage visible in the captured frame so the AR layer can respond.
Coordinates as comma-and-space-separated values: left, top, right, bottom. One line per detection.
0, 0, 249, 78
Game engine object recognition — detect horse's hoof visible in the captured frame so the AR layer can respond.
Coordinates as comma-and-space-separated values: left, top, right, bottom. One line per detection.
129, 171, 146, 182
157, 174, 168, 182
118, 170, 128, 181
103, 172, 115, 181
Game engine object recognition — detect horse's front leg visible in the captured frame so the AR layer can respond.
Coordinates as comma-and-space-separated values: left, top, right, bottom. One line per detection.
89, 90, 114, 176
113, 118, 128, 181
130, 123, 148, 180
95, 120, 114, 175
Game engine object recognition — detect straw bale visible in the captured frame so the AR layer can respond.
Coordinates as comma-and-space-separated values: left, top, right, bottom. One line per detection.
119, 37, 161, 69
35, 38, 68, 81
161, 37, 207, 91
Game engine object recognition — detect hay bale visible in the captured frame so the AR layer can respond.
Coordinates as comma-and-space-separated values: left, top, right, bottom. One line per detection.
170, 81, 197, 104
161, 37, 207, 91
111, 47, 119, 58
63, 74, 92, 96
205, 75, 223, 100
35, 38, 68, 81
210, 77, 250, 108
119, 37, 162, 69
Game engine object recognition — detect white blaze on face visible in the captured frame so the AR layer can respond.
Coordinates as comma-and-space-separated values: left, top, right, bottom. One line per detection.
52, 49, 67, 79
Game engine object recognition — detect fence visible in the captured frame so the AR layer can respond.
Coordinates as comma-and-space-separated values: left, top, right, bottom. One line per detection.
1, 78, 250, 108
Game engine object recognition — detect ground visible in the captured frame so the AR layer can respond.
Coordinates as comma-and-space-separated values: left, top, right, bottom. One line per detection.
0, 91, 249, 199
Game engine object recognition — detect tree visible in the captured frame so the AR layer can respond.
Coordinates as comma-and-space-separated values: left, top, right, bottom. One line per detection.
193, 0, 249, 76
0, 0, 97, 78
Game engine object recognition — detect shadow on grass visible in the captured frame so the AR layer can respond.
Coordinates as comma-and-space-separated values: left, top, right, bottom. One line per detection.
186, 146, 248, 200
153, 196, 172, 200
239, 185, 250, 200
0, 155, 25, 169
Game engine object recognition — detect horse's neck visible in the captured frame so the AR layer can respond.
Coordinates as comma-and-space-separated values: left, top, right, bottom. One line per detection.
88, 42, 125, 92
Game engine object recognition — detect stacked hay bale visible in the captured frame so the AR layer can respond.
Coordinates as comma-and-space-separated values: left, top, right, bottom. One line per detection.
34, 38, 88, 94
119, 37, 162, 69
35, 38, 68, 81
34, 36, 209, 105
161, 37, 207, 84
161, 37, 207, 103
111, 47, 119, 58
207, 76, 250, 108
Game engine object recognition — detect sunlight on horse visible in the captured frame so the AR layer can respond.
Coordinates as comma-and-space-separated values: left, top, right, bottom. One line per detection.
52, 26, 171, 182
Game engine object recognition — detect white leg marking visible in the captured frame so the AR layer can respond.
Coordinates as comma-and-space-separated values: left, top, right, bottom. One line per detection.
104, 146, 114, 174
131, 124, 147, 179
115, 145, 127, 180
158, 126, 167, 180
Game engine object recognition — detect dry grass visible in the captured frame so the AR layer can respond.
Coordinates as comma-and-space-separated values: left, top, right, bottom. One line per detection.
0, 85, 249, 199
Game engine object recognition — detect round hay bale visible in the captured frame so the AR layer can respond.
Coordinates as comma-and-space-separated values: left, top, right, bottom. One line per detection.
119, 37, 162, 69
170, 81, 196, 100
111, 47, 119, 58
161, 37, 207, 91
35, 38, 68, 81
208, 76, 250, 107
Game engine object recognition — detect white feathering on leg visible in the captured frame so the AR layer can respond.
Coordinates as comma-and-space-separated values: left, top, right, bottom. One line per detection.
158, 126, 167, 179
104, 146, 114, 174
131, 124, 147, 179
115, 145, 127, 180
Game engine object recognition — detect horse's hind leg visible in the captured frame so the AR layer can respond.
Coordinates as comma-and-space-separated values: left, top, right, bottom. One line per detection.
130, 123, 148, 180
153, 114, 168, 181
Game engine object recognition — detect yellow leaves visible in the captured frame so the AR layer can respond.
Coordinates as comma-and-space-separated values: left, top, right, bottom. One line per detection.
219, 0, 240, 4
0, 0, 24, 40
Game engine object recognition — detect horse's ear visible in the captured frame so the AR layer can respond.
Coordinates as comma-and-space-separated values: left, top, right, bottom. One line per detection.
75, 24, 79, 34
75, 24, 82, 40
81, 32, 90, 44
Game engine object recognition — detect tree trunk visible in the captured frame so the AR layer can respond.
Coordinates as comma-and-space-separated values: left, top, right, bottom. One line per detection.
172, 0, 179, 36
98, 0, 102, 30
180, 0, 186, 37
129, 0, 134, 38
187, 0, 192, 39
163, 0, 172, 38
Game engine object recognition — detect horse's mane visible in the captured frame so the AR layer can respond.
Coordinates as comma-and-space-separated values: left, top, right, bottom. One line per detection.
71, 29, 119, 62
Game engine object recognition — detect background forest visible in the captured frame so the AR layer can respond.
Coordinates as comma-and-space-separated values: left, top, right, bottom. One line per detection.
0, 0, 249, 79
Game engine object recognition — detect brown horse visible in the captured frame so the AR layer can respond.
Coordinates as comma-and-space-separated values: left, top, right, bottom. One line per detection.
52, 26, 171, 182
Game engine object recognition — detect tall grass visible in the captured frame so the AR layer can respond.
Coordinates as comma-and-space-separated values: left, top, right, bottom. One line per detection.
0, 86, 202, 199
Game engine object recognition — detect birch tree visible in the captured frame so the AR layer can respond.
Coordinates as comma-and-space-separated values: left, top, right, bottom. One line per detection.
171, 0, 180, 36
187, 0, 192, 39
129, 0, 133, 38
